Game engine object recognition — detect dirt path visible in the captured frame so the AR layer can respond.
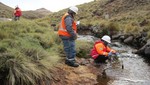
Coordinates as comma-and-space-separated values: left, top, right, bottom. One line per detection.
51, 60, 103, 85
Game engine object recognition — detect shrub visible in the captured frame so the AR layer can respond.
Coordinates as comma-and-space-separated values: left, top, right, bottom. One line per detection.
0, 50, 52, 85
0, 18, 61, 85
124, 23, 141, 34
0, 31, 9, 40
76, 40, 93, 58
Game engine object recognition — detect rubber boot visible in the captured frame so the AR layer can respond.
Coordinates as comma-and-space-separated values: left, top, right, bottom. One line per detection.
65, 60, 79, 67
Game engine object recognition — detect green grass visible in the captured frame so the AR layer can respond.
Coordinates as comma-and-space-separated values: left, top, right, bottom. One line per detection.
0, 19, 61, 85
76, 40, 93, 58
0, 0, 150, 84
43, 0, 150, 40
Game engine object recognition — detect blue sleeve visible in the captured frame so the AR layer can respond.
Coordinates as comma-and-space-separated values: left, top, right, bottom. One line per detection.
64, 16, 76, 38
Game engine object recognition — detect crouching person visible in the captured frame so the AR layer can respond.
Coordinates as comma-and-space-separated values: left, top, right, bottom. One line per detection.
90, 35, 116, 64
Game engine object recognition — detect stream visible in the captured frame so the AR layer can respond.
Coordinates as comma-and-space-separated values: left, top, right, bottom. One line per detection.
78, 35, 150, 85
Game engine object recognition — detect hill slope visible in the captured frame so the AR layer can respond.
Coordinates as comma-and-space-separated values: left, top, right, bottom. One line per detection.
22, 8, 52, 19
0, 2, 52, 19
48, 0, 150, 23
0, 2, 13, 18
47, 0, 150, 37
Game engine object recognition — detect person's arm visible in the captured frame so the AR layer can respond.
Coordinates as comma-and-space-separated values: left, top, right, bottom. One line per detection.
65, 16, 76, 39
106, 46, 116, 53
14, 10, 16, 15
95, 43, 108, 56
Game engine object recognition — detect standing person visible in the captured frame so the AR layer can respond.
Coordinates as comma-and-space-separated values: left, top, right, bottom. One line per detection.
58, 6, 79, 67
90, 35, 117, 64
14, 6, 22, 21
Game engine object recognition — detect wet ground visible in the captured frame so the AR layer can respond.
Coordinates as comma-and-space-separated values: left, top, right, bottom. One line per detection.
49, 35, 150, 85
96, 42, 150, 85
77, 35, 150, 85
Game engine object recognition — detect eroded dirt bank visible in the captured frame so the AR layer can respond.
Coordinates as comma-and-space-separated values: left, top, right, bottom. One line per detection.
51, 58, 104, 85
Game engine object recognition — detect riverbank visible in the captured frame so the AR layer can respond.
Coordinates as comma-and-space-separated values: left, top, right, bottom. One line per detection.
51, 59, 99, 85
50, 40, 150, 85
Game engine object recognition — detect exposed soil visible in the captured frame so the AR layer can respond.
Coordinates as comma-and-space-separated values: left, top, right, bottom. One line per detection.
50, 58, 104, 85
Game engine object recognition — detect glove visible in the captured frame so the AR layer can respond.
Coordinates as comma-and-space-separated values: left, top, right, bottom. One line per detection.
115, 52, 119, 55
108, 52, 112, 57
115, 52, 120, 57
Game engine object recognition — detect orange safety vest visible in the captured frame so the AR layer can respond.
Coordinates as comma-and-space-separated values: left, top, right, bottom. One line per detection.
90, 40, 116, 59
58, 13, 77, 37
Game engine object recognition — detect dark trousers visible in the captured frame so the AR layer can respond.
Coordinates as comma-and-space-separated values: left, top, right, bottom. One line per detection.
61, 39, 76, 61
14, 16, 20, 21
94, 55, 108, 63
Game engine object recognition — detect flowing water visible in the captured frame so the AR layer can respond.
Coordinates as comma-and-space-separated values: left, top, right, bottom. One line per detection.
97, 42, 150, 85
78, 35, 150, 85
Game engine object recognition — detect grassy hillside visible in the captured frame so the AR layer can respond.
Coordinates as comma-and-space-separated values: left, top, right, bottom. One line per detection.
46, 0, 150, 38
0, 18, 92, 85
0, 2, 13, 18
0, 2, 52, 19
0, 19, 62, 84
22, 8, 52, 19
0, 0, 150, 84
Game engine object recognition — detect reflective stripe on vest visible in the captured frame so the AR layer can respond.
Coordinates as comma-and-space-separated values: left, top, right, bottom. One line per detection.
58, 13, 77, 37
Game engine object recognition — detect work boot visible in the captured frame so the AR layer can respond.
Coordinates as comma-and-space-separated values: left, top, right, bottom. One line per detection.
65, 60, 79, 67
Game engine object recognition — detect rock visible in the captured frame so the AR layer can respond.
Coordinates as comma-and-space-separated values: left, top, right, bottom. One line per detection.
135, 39, 150, 56
112, 34, 121, 40
144, 40, 150, 55
119, 35, 125, 42
145, 45, 150, 55
124, 36, 134, 44
111, 42, 122, 47
79, 58, 94, 66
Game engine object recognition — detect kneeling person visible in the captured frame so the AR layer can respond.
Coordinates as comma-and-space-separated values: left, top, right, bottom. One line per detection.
90, 35, 116, 64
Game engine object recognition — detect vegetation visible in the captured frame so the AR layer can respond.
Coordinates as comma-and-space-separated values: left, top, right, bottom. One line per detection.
0, 3, 51, 19
0, 19, 61, 85
22, 8, 52, 19
0, 2, 13, 18
0, 18, 92, 85
0, 0, 150, 84
76, 40, 93, 58
47, 0, 150, 39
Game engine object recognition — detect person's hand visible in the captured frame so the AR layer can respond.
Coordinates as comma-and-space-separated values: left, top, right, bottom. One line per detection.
115, 52, 120, 57
115, 52, 119, 55
74, 35, 77, 40
111, 50, 116, 54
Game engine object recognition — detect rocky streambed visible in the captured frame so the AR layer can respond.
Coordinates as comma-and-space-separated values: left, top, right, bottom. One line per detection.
51, 35, 150, 85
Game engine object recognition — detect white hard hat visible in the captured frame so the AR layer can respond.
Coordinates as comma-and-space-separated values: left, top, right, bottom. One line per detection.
69, 6, 78, 14
101, 35, 111, 43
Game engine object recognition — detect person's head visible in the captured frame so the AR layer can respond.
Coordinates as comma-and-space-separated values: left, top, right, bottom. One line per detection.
101, 35, 111, 45
68, 6, 78, 17
15, 5, 19, 9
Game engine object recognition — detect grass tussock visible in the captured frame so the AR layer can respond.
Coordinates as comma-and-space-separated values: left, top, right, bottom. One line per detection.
76, 40, 93, 58
56, 40, 93, 58
0, 19, 61, 85
124, 22, 141, 34
45, 0, 150, 40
